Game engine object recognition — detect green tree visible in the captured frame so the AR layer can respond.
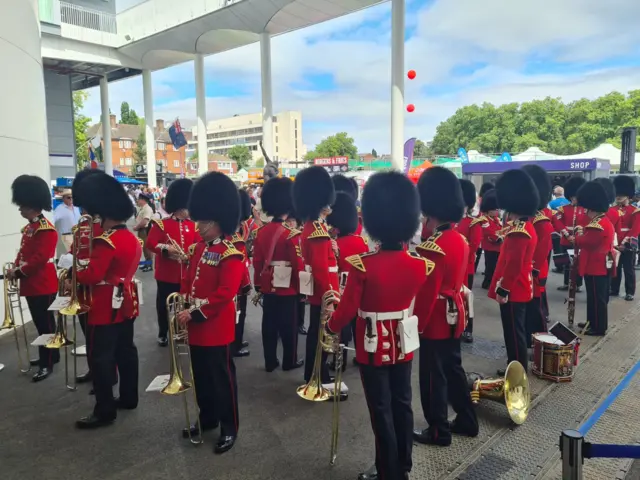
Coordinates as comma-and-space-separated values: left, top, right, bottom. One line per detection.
371, 148, 378, 157
120, 101, 140, 125
73, 91, 92, 168
311, 132, 358, 159
228, 145, 252, 170
304, 151, 317, 164
413, 139, 431, 158
133, 131, 146, 166
255, 156, 265, 168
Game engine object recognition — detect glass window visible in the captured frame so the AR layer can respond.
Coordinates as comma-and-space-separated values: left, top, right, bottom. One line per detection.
119, 140, 123, 148
157, 142, 165, 151
276, 136, 278, 143
276, 146, 278, 153
120, 158, 124, 166
125, 158, 132, 166
275, 126, 278, 133
174, 160, 179, 168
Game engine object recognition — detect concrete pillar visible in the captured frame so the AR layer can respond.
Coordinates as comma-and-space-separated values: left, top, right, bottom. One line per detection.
390, 0, 405, 171
260, 33, 274, 162
194, 54, 208, 175
100, 76, 113, 176
142, 69, 157, 187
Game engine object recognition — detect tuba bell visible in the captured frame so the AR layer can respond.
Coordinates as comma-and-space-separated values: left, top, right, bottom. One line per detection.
59, 214, 94, 316
46, 269, 75, 349
467, 361, 530, 425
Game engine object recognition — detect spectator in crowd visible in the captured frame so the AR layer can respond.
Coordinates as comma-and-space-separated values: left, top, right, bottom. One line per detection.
53, 188, 80, 254
549, 185, 570, 210
134, 194, 154, 272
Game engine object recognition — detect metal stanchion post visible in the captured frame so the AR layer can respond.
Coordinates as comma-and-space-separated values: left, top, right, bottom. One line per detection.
560, 429, 584, 480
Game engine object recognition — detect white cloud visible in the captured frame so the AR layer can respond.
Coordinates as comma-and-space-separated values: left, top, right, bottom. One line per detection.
84, 0, 640, 155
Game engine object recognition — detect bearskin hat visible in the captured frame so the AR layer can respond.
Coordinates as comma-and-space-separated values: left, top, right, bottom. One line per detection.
238, 189, 252, 222
11, 175, 52, 212
332, 174, 358, 200
594, 177, 615, 204
350, 177, 359, 199
293, 166, 335, 221
480, 190, 499, 213
81, 174, 134, 221
613, 175, 636, 198
72, 169, 104, 209
479, 182, 495, 197
189, 172, 240, 235
564, 176, 586, 200
495, 169, 539, 217
577, 181, 610, 213
459, 179, 477, 210
327, 192, 358, 235
362, 171, 419, 244
417, 167, 464, 223
165, 178, 193, 214
521, 164, 552, 210
261, 177, 294, 218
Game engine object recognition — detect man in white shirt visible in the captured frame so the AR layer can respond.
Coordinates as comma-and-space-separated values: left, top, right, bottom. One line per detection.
134, 194, 154, 272
53, 189, 80, 254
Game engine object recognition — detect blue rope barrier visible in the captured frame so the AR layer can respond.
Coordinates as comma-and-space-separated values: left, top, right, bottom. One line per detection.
585, 443, 640, 459
578, 358, 640, 436
139, 260, 152, 266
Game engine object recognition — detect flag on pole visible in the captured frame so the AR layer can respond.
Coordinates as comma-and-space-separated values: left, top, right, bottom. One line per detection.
168, 119, 188, 149
402, 138, 417, 175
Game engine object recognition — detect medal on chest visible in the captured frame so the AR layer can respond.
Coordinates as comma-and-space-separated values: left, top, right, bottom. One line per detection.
202, 251, 221, 267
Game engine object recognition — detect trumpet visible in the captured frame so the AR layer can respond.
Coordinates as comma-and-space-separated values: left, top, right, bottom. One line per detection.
166, 237, 189, 263
1, 262, 31, 373
59, 214, 94, 316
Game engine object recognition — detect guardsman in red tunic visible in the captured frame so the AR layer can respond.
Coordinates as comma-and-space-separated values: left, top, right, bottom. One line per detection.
326, 172, 430, 480
479, 191, 502, 290
575, 181, 615, 335
8, 175, 59, 382
293, 166, 343, 396
413, 167, 479, 448
475, 182, 495, 271
489, 170, 538, 375
253, 177, 304, 372
74, 174, 141, 429
522, 165, 554, 345
552, 176, 587, 291
611, 175, 640, 300
146, 179, 196, 347
178, 172, 244, 454
594, 178, 619, 231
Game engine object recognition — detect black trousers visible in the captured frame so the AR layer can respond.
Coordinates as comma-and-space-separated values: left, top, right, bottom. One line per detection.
304, 304, 331, 384
233, 293, 248, 352
360, 362, 413, 480
467, 273, 474, 290
156, 280, 180, 338
78, 313, 90, 372
525, 296, 547, 348
562, 246, 583, 287
418, 338, 478, 442
26, 294, 59, 370
474, 248, 482, 272
611, 250, 636, 295
298, 295, 306, 328
585, 275, 609, 334
551, 234, 562, 269
482, 251, 499, 288
190, 344, 239, 436
261, 294, 299, 369
499, 302, 528, 371
89, 319, 138, 420
541, 290, 550, 323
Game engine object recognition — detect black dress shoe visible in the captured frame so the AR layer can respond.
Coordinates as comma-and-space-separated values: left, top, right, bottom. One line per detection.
557, 285, 569, 291
30, 359, 40, 367
214, 435, 236, 454
450, 420, 479, 437
265, 360, 280, 372
462, 331, 473, 343
357, 464, 378, 480
625, 294, 634, 301
298, 325, 308, 335
283, 359, 304, 371
412, 428, 451, 446
75, 414, 115, 429
577, 322, 587, 329
233, 348, 250, 358
576, 287, 583, 293
241, 341, 249, 348
76, 372, 92, 383
181, 422, 218, 438
114, 398, 137, 410
353, 357, 360, 367
157, 337, 168, 347
584, 329, 605, 336
32, 368, 51, 383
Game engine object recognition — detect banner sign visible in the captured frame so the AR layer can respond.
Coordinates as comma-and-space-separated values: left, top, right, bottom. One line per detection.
462, 159, 601, 175
458, 147, 469, 163
403, 138, 417, 175
499, 152, 513, 162
314, 156, 349, 173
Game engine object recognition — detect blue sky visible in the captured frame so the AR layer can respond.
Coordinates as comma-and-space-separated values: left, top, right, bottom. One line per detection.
86, 0, 640, 155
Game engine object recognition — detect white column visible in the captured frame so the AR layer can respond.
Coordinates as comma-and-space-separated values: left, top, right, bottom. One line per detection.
100, 76, 113, 176
260, 32, 274, 161
194, 54, 208, 175
390, 0, 405, 171
142, 70, 157, 187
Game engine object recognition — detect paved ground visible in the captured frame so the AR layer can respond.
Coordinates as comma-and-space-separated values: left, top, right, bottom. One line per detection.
1, 262, 639, 480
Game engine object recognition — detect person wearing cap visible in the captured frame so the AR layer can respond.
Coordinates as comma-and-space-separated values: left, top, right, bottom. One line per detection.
574, 181, 615, 336
178, 172, 244, 454
490, 169, 539, 376
413, 167, 479, 448
53, 187, 81, 254
479, 191, 502, 290
611, 175, 640, 301
134, 193, 154, 272
7, 175, 60, 382
326, 171, 431, 480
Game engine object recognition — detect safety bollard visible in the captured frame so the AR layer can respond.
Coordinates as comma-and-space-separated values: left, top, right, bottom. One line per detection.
560, 429, 584, 480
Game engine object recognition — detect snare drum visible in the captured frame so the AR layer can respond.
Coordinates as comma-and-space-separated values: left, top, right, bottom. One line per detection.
531, 333, 575, 382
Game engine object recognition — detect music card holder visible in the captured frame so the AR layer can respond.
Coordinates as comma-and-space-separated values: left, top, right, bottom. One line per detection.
48, 296, 70, 311
32, 333, 55, 346
134, 278, 144, 306
549, 322, 578, 346
272, 265, 292, 289
299, 266, 314, 296
146, 374, 170, 393
398, 314, 419, 354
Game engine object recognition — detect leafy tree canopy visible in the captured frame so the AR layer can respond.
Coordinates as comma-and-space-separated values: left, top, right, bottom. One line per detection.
120, 101, 140, 125
413, 139, 431, 158
73, 91, 92, 168
228, 145, 252, 171
305, 132, 358, 163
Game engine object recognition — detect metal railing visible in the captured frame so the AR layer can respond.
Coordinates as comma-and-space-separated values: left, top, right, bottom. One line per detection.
39, 0, 61, 25
59, 1, 117, 34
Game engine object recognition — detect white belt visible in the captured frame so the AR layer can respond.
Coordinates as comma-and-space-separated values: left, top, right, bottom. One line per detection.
270, 261, 291, 267
621, 228, 631, 232
96, 277, 124, 286
358, 308, 409, 321
304, 264, 339, 273
48, 258, 55, 263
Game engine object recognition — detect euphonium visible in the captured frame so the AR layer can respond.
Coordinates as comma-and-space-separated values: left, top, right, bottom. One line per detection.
46, 269, 74, 349
1, 262, 31, 373
59, 214, 94, 316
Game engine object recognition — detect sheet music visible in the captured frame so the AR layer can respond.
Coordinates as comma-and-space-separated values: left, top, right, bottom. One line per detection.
32, 334, 55, 346
48, 296, 70, 311
146, 374, 170, 392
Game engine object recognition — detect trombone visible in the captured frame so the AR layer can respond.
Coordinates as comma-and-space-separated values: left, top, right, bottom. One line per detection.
1, 262, 31, 373
59, 214, 94, 316
162, 292, 203, 445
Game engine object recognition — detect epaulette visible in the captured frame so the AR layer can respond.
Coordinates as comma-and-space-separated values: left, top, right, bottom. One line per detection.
308, 221, 330, 240
470, 215, 486, 227
345, 254, 365, 273
586, 219, 604, 230
36, 218, 55, 232
282, 223, 301, 240
220, 240, 244, 261
505, 221, 531, 238
409, 251, 436, 275
151, 218, 164, 230
72, 224, 78, 234
230, 232, 244, 244
95, 231, 116, 249
416, 232, 445, 256
250, 225, 262, 239
532, 211, 550, 224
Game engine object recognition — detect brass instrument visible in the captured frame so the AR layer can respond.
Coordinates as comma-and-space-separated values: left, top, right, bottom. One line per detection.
468, 361, 530, 425
1, 262, 31, 373
163, 292, 203, 445
166, 237, 189, 263
59, 214, 94, 316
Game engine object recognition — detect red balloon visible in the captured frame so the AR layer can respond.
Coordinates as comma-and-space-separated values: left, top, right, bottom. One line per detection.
407, 70, 416, 80
406, 104, 415, 113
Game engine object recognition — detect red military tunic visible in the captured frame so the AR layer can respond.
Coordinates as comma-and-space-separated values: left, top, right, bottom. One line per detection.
72, 216, 104, 260
613, 204, 640, 247
575, 214, 615, 277
531, 211, 554, 298
335, 234, 369, 293
480, 214, 503, 252
146, 217, 198, 284
327, 249, 433, 366
15, 216, 58, 297
76, 226, 142, 326
182, 238, 244, 346
229, 230, 251, 293
456, 215, 484, 276
300, 220, 339, 306
489, 220, 537, 303
414, 226, 468, 340
252, 221, 303, 295
552, 205, 588, 247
